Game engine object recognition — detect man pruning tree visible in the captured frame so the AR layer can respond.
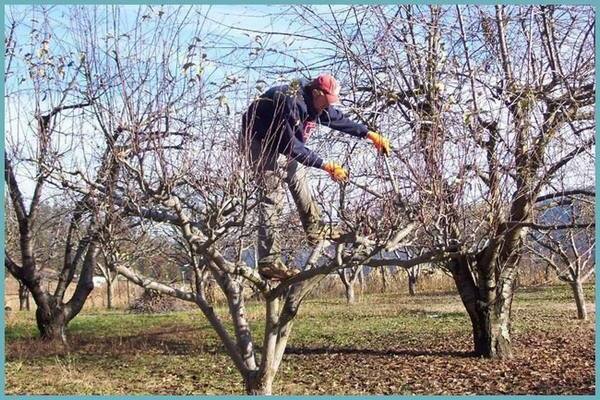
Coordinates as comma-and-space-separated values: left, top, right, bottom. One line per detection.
240, 74, 391, 280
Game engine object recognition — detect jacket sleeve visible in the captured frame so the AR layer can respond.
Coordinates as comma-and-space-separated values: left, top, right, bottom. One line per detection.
318, 106, 369, 139
274, 93, 324, 168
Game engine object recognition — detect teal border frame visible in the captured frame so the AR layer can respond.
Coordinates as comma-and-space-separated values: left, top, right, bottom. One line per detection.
1, 1, 598, 398
1, 3, 4, 396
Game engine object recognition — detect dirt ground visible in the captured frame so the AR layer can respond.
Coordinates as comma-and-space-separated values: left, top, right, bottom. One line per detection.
4, 285, 596, 395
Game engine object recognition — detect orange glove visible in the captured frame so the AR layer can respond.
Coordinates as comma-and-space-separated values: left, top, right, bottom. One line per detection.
367, 131, 391, 156
323, 162, 348, 183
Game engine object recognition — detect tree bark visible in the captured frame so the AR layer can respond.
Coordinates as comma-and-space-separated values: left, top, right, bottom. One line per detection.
126, 279, 131, 305
244, 371, 274, 395
33, 241, 98, 343
358, 267, 365, 295
344, 281, 356, 304
18, 282, 30, 311
570, 280, 587, 320
469, 294, 514, 359
450, 256, 514, 358
106, 278, 114, 309
106, 271, 119, 310
544, 263, 551, 281
408, 275, 417, 296
339, 267, 361, 304
380, 267, 388, 293
35, 297, 68, 343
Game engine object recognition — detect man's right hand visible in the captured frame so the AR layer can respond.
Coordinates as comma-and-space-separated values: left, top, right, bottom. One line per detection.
323, 162, 348, 183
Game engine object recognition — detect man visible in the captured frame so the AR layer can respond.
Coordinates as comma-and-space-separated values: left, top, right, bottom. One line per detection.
240, 73, 391, 280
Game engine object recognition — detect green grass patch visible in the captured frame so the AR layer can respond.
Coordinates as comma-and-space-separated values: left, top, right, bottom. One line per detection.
5, 284, 595, 395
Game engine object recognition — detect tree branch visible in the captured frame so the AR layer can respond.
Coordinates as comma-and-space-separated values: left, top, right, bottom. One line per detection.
536, 189, 595, 203
365, 247, 456, 268
516, 221, 594, 231
5, 252, 22, 279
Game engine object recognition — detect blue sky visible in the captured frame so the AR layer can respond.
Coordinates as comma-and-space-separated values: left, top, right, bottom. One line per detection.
4, 4, 595, 204
4, 4, 344, 202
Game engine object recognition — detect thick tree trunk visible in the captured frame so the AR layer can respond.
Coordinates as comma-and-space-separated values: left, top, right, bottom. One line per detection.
450, 256, 514, 358
570, 280, 587, 320
35, 299, 68, 343
244, 370, 274, 395
468, 300, 513, 358
18, 283, 30, 311
32, 242, 98, 344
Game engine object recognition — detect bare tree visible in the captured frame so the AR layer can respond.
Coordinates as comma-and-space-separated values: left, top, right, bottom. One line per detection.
527, 197, 595, 320
295, 4, 595, 358
337, 264, 363, 303
46, 6, 418, 393
446, 4, 594, 357
5, 155, 104, 342
393, 249, 431, 296
96, 217, 187, 309
3, 6, 139, 341
94, 260, 118, 309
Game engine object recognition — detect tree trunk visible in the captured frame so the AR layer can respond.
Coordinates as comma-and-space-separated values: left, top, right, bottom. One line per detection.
450, 256, 514, 358
468, 299, 513, 358
380, 267, 388, 293
35, 299, 68, 343
106, 278, 114, 309
358, 267, 365, 295
244, 371, 274, 395
344, 281, 356, 304
18, 282, 30, 311
544, 263, 551, 282
408, 275, 417, 296
570, 280, 587, 320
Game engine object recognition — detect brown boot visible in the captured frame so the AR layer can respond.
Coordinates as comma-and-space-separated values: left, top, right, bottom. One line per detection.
257, 256, 299, 281
306, 222, 342, 245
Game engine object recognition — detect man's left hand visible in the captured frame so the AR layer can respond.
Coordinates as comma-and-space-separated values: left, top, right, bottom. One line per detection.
367, 131, 391, 156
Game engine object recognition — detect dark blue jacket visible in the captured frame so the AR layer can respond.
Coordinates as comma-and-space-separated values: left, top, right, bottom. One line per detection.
242, 79, 369, 168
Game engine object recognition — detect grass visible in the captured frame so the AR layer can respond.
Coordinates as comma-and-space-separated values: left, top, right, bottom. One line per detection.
4, 283, 596, 395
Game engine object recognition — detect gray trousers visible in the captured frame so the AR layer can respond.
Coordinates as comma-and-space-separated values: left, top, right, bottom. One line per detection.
242, 138, 321, 261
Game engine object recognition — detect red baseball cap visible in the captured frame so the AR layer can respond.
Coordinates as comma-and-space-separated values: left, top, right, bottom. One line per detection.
313, 74, 341, 104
